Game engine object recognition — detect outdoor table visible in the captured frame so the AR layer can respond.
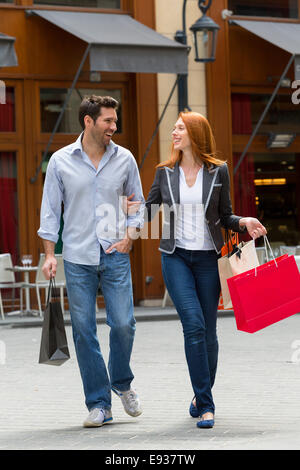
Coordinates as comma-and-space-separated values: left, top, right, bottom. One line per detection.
5, 266, 38, 315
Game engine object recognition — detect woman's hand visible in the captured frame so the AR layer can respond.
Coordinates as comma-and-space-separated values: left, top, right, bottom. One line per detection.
239, 217, 267, 239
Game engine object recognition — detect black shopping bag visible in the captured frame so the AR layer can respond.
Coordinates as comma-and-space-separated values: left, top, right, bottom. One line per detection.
38, 277, 70, 366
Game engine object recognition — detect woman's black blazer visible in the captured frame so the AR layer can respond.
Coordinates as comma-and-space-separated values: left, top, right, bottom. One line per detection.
145, 161, 245, 254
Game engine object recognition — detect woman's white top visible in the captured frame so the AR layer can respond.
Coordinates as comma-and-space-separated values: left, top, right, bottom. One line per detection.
175, 166, 215, 250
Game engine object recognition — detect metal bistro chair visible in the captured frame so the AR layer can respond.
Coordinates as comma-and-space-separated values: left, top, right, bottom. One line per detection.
280, 245, 300, 256
0, 253, 23, 320
23, 253, 66, 317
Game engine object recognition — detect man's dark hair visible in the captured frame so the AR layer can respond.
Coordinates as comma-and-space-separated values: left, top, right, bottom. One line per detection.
79, 95, 119, 130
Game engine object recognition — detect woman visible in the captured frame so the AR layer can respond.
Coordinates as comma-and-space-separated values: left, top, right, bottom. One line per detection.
143, 112, 267, 429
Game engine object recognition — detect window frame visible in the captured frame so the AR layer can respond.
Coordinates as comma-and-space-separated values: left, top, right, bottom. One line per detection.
35, 80, 128, 144
231, 86, 300, 154
0, 80, 24, 143
0, 0, 133, 13
228, 0, 300, 20
32, 0, 121, 10
0, 143, 28, 261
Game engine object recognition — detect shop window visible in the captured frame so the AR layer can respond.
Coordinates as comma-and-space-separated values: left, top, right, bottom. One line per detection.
40, 88, 122, 134
233, 152, 300, 246
0, 152, 19, 264
0, 87, 15, 132
253, 153, 300, 246
33, 0, 120, 7
228, 0, 298, 18
232, 93, 300, 244
231, 93, 300, 135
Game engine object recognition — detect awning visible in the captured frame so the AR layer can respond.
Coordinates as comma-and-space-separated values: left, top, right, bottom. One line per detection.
232, 19, 300, 55
0, 33, 18, 67
26, 10, 188, 74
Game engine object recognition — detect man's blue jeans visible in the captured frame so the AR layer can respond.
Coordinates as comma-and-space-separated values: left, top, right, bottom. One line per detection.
161, 247, 220, 416
64, 248, 136, 411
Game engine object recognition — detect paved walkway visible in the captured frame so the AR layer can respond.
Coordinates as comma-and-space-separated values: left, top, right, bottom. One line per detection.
0, 308, 300, 450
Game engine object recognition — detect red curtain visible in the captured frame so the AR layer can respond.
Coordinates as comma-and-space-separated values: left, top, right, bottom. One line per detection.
0, 87, 19, 265
0, 154, 19, 265
232, 94, 257, 221
0, 87, 15, 132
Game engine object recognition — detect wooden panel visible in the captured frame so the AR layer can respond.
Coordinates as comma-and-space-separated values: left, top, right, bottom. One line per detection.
228, 0, 299, 18
17, 0, 131, 12
132, 0, 164, 301
23, 78, 40, 267
206, 0, 234, 196
229, 25, 293, 86
233, 135, 300, 153
0, 10, 28, 74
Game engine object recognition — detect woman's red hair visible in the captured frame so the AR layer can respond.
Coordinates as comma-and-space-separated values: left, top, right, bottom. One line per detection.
157, 111, 225, 168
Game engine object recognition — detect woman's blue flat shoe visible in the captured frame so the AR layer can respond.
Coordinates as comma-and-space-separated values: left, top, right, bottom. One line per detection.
197, 415, 214, 429
189, 398, 200, 418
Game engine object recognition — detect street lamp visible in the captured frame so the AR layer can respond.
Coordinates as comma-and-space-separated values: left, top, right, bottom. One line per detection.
190, 1, 220, 63
175, 0, 219, 111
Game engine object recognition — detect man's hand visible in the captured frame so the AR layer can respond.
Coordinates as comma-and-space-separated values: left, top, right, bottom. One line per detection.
105, 237, 133, 254
239, 217, 267, 239
123, 193, 142, 215
42, 255, 57, 280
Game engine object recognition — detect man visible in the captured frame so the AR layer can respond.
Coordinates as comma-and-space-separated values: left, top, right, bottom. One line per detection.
38, 95, 144, 427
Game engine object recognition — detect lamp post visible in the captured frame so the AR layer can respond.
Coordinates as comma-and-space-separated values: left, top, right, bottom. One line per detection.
175, 0, 220, 112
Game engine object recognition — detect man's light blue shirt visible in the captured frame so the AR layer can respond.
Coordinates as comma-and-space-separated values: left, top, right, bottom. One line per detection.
38, 133, 145, 265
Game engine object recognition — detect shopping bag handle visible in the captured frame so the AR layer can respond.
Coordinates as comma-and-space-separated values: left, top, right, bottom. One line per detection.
255, 236, 278, 276
263, 236, 277, 265
46, 275, 59, 306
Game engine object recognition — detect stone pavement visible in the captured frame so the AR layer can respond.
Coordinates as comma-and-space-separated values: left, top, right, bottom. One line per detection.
0, 308, 300, 451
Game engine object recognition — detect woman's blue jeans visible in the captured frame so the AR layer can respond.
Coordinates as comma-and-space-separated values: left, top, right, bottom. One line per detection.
161, 247, 220, 415
64, 247, 136, 411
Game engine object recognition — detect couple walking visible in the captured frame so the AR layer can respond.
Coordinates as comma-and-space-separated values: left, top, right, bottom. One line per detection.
38, 95, 266, 429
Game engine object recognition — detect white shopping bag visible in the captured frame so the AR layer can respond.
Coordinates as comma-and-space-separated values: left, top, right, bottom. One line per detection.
218, 239, 260, 309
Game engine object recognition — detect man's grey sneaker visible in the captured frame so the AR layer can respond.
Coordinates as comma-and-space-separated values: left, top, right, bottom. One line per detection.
83, 408, 113, 428
112, 387, 142, 417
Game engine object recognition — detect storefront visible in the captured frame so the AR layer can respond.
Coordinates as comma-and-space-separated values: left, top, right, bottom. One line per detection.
0, 0, 188, 305
208, 0, 300, 250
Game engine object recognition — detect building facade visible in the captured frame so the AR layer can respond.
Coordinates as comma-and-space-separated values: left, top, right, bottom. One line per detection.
1, 0, 300, 311
208, 0, 300, 253
0, 0, 167, 306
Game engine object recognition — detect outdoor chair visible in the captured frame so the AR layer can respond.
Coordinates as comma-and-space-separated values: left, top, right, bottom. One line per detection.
0, 253, 23, 320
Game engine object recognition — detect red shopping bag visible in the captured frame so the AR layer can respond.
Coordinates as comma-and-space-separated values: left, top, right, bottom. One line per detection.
227, 254, 300, 333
